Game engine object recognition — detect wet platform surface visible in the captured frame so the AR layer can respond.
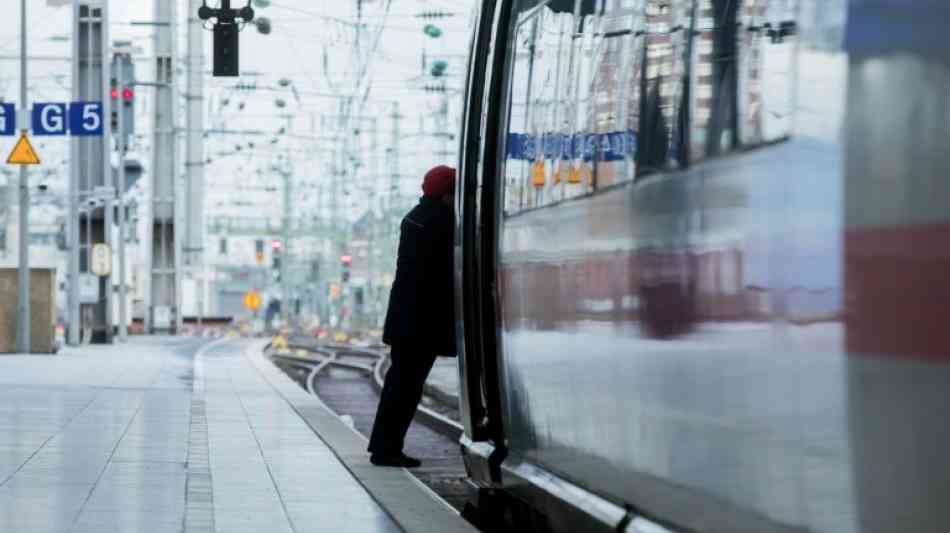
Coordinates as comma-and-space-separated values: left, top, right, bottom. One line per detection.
0, 336, 473, 533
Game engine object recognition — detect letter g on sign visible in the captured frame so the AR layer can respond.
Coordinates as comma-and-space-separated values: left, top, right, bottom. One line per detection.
32, 103, 68, 136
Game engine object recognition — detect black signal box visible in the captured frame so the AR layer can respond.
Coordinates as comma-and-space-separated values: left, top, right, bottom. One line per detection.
213, 23, 239, 77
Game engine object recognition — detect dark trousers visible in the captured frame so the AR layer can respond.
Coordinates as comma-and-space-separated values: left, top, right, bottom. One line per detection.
368, 345, 437, 455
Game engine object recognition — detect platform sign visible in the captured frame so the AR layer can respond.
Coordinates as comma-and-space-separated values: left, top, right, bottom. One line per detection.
6, 134, 40, 165
69, 101, 103, 136
90, 243, 112, 277
0, 104, 15, 136
243, 290, 262, 311
32, 103, 68, 135
153, 306, 171, 329
78, 274, 100, 304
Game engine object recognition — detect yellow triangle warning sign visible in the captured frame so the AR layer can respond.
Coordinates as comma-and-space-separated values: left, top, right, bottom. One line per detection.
6, 134, 40, 165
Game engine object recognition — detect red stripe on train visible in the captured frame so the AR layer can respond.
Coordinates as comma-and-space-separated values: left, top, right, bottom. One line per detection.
845, 222, 950, 361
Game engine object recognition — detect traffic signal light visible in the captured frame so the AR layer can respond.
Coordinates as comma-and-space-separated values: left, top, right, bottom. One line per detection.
341, 254, 352, 283
255, 239, 264, 264
110, 52, 135, 149
110, 79, 118, 130
272, 240, 282, 282
309, 261, 320, 282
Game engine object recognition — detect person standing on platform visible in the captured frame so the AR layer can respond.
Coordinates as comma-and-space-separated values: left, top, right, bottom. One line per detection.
368, 165, 457, 467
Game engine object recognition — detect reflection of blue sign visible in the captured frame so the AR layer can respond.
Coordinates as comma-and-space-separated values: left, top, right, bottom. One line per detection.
32, 103, 68, 135
0, 103, 14, 136
506, 130, 636, 162
846, 3, 948, 56
69, 101, 103, 136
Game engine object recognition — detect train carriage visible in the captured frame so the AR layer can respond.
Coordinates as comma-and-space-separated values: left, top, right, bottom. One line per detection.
454, 1, 950, 532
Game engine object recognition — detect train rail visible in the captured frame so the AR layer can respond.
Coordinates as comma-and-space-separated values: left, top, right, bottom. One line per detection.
267, 339, 472, 513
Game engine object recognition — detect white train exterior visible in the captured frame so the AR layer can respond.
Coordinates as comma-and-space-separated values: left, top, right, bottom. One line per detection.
455, 1, 950, 532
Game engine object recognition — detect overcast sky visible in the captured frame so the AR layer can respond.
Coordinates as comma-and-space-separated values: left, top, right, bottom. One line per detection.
0, 0, 475, 228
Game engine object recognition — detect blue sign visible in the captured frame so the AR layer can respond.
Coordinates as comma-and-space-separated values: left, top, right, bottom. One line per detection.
506, 130, 637, 162
32, 103, 68, 135
0, 103, 14, 136
69, 101, 104, 136
846, 2, 948, 56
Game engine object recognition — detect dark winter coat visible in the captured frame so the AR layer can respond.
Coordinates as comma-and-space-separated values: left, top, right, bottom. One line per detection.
382, 196, 456, 355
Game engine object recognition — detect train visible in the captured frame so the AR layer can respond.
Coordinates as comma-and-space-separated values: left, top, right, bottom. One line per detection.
453, 1, 950, 532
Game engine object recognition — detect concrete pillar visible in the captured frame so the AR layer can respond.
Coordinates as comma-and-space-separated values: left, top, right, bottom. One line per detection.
148, 0, 179, 333
72, 1, 112, 344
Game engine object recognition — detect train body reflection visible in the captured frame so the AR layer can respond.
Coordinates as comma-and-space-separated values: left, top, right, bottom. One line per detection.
455, 1, 950, 532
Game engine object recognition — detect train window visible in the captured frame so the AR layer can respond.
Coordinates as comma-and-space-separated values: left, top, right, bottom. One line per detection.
502, 2, 580, 214
730, 0, 798, 151
501, 0, 691, 215
500, 0, 797, 215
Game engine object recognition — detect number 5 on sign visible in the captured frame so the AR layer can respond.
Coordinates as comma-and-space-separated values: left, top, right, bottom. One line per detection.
69, 102, 103, 136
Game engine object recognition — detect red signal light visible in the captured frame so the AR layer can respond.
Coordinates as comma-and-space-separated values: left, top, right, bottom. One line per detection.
271, 240, 282, 251
341, 254, 352, 264
122, 88, 134, 101
110, 87, 118, 100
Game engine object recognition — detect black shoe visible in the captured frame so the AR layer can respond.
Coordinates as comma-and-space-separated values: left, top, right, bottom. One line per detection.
370, 453, 422, 468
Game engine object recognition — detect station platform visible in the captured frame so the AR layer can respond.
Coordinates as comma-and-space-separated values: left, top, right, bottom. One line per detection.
0, 337, 477, 533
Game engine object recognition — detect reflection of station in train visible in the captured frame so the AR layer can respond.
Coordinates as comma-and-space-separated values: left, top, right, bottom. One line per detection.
738, 0, 766, 146
500, 247, 750, 337
512, 0, 788, 192
503, 0, 805, 338
500, 242, 845, 336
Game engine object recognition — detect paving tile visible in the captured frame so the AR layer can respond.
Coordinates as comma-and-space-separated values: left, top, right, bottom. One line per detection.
284, 502, 402, 533
213, 511, 294, 533
85, 482, 186, 511
71, 510, 183, 533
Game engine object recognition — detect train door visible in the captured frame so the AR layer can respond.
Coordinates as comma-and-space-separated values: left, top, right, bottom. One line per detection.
456, 0, 511, 484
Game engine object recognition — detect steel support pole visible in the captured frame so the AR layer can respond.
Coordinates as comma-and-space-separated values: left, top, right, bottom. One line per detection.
67, 1, 80, 346
186, 0, 206, 326
116, 65, 127, 341
282, 166, 291, 324
100, 0, 112, 343
16, 0, 30, 354
280, 114, 292, 325
103, 193, 113, 336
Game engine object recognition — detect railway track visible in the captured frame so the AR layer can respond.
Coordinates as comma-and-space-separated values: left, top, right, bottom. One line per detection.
268, 339, 473, 512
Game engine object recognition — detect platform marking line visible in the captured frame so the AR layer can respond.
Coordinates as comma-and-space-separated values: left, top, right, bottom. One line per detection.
184, 337, 227, 533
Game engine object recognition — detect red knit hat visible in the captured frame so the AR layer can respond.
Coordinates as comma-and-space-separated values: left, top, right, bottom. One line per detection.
422, 165, 456, 197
